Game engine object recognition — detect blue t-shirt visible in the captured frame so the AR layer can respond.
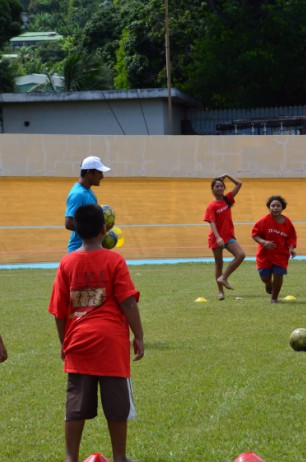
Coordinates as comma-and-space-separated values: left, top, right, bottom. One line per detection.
65, 182, 98, 252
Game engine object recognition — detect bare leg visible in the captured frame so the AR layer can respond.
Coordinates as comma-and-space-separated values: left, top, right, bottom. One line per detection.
271, 273, 283, 303
65, 420, 85, 462
212, 247, 225, 299
108, 420, 127, 462
217, 241, 245, 290
259, 274, 272, 295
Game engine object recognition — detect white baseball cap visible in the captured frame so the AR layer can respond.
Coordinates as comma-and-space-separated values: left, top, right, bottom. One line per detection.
81, 156, 111, 173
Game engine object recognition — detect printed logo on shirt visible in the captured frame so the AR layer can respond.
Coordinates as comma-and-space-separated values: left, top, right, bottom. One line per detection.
69, 287, 106, 318
268, 228, 288, 238
216, 205, 229, 214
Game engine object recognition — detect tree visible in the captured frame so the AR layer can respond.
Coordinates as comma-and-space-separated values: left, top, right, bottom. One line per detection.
184, 0, 306, 107
0, 58, 16, 91
81, 3, 121, 67
81, 0, 207, 90
0, 0, 23, 48
62, 51, 113, 91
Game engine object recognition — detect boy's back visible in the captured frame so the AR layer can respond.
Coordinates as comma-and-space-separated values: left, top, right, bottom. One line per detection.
49, 248, 139, 377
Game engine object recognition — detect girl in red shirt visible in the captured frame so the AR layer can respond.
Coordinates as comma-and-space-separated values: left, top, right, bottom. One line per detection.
252, 195, 297, 303
204, 174, 245, 300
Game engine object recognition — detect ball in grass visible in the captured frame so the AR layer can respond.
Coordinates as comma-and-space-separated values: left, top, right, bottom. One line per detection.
101, 205, 115, 228
289, 328, 306, 351
102, 230, 118, 249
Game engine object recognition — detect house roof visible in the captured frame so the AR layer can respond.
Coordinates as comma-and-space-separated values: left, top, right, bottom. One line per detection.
0, 88, 201, 108
10, 32, 63, 43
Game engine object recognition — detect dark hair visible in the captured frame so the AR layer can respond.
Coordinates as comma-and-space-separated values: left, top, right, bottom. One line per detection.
80, 168, 96, 178
74, 204, 105, 239
266, 195, 287, 210
211, 177, 232, 208
211, 177, 225, 189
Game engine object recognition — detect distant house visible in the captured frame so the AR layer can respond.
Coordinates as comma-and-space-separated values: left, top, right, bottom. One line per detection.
15, 74, 64, 93
0, 88, 201, 135
10, 32, 63, 48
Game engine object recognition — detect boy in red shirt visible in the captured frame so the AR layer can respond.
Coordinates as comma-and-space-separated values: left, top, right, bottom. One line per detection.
49, 204, 144, 462
252, 195, 297, 303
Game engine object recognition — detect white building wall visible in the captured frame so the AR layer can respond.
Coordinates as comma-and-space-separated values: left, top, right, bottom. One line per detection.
2, 100, 183, 135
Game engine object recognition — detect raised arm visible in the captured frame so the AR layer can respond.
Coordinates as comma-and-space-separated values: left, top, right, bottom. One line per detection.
220, 173, 242, 197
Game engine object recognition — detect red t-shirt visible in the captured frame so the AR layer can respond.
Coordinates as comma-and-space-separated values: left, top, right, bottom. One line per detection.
203, 192, 235, 248
48, 249, 139, 377
251, 213, 297, 269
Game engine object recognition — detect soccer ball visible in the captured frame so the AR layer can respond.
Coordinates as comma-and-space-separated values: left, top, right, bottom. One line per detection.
289, 328, 306, 351
102, 230, 118, 249
101, 205, 115, 228
112, 226, 125, 248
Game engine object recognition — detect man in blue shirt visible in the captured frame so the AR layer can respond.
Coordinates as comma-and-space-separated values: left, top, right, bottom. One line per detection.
65, 156, 111, 252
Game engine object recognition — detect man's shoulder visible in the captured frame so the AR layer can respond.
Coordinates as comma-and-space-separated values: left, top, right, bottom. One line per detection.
68, 182, 82, 195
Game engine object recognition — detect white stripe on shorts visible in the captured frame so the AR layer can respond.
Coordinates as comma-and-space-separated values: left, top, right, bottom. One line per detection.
127, 378, 136, 420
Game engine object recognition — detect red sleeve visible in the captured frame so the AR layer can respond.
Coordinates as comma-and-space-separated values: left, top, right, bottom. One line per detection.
227, 192, 235, 206
48, 263, 70, 318
203, 201, 216, 223
113, 256, 140, 304
286, 218, 297, 248
252, 216, 265, 237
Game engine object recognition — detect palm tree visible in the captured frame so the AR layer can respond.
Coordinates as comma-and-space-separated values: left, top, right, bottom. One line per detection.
62, 51, 113, 91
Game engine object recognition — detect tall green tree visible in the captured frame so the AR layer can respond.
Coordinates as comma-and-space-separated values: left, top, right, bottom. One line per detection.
112, 0, 207, 89
184, 0, 306, 107
81, 0, 207, 89
0, 58, 16, 91
0, 0, 23, 48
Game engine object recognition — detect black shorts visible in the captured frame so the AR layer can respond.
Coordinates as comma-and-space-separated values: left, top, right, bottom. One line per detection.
65, 373, 136, 422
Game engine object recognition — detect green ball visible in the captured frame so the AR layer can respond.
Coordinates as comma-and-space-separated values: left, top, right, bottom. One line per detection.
101, 205, 115, 227
290, 328, 306, 351
102, 230, 118, 250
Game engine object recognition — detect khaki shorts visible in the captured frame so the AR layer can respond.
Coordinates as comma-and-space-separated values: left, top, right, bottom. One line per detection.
65, 373, 136, 421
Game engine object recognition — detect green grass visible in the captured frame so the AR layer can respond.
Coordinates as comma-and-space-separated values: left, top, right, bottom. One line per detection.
1, 261, 306, 461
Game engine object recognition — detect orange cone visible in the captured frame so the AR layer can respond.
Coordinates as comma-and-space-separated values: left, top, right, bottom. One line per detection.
83, 454, 111, 462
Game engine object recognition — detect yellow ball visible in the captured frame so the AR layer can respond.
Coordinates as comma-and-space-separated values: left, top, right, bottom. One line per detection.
112, 226, 125, 248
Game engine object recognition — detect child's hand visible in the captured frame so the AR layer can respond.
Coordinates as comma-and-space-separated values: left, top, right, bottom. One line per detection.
133, 338, 144, 361
263, 240, 276, 250
216, 237, 224, 247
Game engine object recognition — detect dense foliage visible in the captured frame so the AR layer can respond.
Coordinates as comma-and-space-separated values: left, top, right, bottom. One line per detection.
1, 0, 306, 108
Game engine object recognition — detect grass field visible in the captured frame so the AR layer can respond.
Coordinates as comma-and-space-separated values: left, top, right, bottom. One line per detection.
1, 260, 306, 462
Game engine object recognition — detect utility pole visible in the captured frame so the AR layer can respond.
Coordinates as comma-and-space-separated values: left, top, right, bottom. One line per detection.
165, 0, 173, 134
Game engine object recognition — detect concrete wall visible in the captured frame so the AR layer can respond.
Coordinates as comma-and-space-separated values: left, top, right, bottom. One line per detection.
0, 133, 306, 178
